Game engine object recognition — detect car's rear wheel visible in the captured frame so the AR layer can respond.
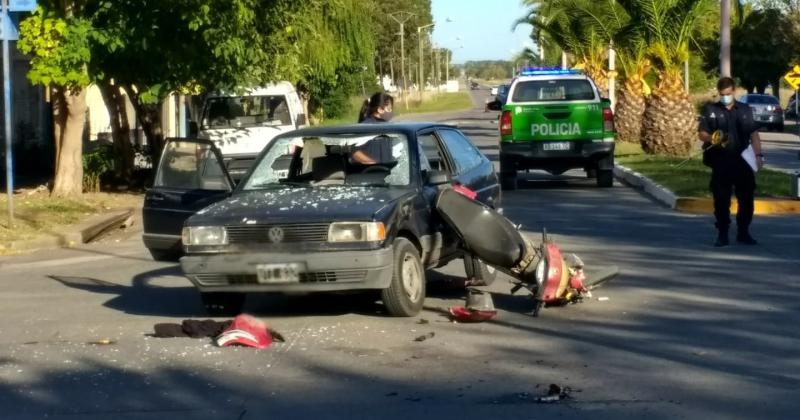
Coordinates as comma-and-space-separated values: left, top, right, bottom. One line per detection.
201, 292, 246, 316
382, 237, 425, 317
597, 169, 614, 188
464, 255, 498, 287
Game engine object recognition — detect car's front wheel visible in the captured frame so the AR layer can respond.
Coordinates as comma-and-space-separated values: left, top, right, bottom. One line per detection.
382, 237, 426, 317
201, 292, 246, 316
597, 169, 614, 188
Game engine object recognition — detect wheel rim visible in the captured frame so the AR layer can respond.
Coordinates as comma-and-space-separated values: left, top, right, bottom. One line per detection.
401, 253, 422, 302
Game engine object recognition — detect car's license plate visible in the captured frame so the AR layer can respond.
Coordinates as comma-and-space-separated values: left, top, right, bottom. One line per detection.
543, 142, 571, 151
256, 263, 304, 283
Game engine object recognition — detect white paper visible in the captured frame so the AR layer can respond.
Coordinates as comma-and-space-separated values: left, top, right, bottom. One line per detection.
741, 145, 758, 173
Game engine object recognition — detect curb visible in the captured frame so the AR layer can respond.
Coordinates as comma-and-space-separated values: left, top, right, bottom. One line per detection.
614, 165, 800, 215
675, 197, 800, 215
2, 208, 134, 252
613, 165, 677, 208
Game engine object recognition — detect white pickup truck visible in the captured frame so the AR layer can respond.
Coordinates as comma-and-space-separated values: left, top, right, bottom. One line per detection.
191, 82, 307, 181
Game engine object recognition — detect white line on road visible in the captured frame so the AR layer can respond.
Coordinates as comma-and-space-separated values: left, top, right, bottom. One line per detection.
0, 251, 143, 272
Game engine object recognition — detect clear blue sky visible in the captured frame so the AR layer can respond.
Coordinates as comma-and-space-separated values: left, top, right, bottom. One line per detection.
431, 0, 535, 63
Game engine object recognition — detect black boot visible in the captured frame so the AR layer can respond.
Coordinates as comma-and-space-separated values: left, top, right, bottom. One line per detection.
736, 231, 758, 245
714, 229, 729, 247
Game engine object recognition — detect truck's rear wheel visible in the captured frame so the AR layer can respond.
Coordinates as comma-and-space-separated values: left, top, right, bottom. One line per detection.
597, 169, 613, 188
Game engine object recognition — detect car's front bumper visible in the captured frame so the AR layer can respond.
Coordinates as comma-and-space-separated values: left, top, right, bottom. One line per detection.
143, 233, 181, 252
180, 247, 394, 292
500, 140, 614, 170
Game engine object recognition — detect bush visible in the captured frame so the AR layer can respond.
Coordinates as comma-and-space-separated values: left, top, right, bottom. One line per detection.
83, 143, 115, 192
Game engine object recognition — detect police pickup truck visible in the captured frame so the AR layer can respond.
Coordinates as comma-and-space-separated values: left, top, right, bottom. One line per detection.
487, 68, 615, 189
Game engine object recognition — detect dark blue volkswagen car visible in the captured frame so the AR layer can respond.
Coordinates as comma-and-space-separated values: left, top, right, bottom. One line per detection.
142, 123, 501, 316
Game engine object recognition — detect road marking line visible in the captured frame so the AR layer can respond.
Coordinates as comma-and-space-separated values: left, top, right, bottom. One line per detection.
0, 251, 142, 271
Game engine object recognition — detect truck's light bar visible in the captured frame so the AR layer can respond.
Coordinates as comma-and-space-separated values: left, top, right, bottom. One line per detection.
518, 67, 582, 76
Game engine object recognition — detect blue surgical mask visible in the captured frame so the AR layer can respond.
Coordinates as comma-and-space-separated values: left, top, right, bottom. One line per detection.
720, 94, 734, 106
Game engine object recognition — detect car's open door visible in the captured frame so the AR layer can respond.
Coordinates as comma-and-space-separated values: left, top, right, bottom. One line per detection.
142, 138, 234, 255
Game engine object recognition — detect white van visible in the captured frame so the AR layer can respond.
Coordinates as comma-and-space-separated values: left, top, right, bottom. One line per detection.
192, 82, 307, 181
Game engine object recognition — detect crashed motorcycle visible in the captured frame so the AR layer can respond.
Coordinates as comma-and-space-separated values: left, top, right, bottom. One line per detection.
435, 187, 618, 316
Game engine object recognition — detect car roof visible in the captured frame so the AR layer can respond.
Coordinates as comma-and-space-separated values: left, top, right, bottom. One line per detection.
513, 74, 590, 83
280, 122, 457, 138
744, 93, 776, 98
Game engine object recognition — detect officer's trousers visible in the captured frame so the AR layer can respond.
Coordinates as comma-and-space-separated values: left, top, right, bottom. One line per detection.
710, 158, 755, 232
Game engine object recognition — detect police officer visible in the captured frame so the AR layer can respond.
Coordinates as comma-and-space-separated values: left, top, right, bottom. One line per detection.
698, 77, 764, 247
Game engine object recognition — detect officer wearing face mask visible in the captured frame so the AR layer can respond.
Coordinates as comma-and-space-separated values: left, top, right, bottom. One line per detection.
698, 77, 764, 247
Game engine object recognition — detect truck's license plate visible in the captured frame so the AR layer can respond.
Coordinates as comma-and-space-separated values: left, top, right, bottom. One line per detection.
543, 142, 571, 151
256, 263, 304, 283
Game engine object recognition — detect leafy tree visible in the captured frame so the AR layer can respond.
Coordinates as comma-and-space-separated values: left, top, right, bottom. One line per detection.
732, 8, 795, 95
18, 1, 94, 197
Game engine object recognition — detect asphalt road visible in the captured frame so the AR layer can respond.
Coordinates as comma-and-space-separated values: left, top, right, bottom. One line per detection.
760, 120, 800, 174
1, 89, 799, 419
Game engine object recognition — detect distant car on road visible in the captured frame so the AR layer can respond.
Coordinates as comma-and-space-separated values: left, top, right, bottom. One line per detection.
470, 81, 479, 90
143, 123, 501, 317
739, 94, 784, 132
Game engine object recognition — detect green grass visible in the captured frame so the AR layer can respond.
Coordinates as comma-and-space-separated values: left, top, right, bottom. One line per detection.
0, 192, 143, 248
615, 142, 792, 198
319, 92, 474, 126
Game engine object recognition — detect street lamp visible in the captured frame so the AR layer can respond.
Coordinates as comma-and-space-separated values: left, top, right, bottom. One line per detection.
417, 22, 435, 100
389, 11, 415, 110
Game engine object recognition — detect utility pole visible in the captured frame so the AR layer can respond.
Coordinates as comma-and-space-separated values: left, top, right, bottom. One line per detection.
445, 50, 450, 84
417, 23, 434, 101
720, 0, 731, 77
2, 0, 14, 223
389, 12, 415, 110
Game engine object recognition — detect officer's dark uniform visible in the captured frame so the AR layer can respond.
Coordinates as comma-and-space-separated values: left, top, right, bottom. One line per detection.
698, 101, 757, 236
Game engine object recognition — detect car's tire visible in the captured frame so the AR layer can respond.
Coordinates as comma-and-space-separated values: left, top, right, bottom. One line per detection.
463, 255, 498, 287
148, 248, 180, 262
382, 237, 426, 317
586, 168, 597, 179
597, 169, 614, 188
201, 292, 246, 316
777, 123, 785, 132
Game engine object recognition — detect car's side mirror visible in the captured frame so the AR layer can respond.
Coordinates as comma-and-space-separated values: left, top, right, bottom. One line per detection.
189, 121, 199, 137
426, 170, 451, 186
296, 113, 307, 127
486, 100, 502, 111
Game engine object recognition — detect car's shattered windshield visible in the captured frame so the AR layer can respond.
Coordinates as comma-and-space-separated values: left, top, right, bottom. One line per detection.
242, 133, 411, 190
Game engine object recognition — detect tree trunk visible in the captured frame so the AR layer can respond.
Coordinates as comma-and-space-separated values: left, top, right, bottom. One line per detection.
126, 86, 165, 169
615, 76, 646, 144
641, 71, 697, 156
98, 83, 134, 182
720, 0, 732, 77
51, 88, 88, 197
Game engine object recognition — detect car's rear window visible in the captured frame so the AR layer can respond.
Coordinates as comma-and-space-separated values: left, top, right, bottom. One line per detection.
746, 95, 779, 104
511, 79, 595, 102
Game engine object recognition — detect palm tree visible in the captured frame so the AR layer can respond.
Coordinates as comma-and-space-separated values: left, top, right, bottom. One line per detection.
618, 0, 714, 155
516, 0, 611, 96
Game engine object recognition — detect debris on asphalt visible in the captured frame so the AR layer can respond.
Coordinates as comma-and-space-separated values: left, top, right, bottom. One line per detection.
597, 296, 609, 302
86, 339, 117, 346
414, 332, 435, 342
153, 319, 232, 338
448, 306, 497, 323
216, 314, 279, 349
416, 318, 430, 325
534, 384, 572, 403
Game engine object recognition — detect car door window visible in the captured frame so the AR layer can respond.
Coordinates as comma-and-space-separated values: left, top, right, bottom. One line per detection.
418, 133, 449, 173
438, 130, 484, 175
155, 141, 231, 191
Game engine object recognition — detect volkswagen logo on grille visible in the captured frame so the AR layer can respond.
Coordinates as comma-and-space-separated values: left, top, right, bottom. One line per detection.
267, 227, 285, 243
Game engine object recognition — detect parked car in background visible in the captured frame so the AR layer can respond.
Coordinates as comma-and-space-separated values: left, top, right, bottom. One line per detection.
192, 82, 308, 182
143, 123, 501, 316
786, 96, 798, 120
739, 94, 784, 132
496, 84, 511, 105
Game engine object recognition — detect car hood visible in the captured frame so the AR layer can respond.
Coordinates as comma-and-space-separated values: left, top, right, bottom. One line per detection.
188, 187, 414, 226
199, 126, 293, 156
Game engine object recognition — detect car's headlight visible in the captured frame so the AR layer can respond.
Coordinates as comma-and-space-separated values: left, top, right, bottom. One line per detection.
328, 222, 386, 243
182, 226, 228, 246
